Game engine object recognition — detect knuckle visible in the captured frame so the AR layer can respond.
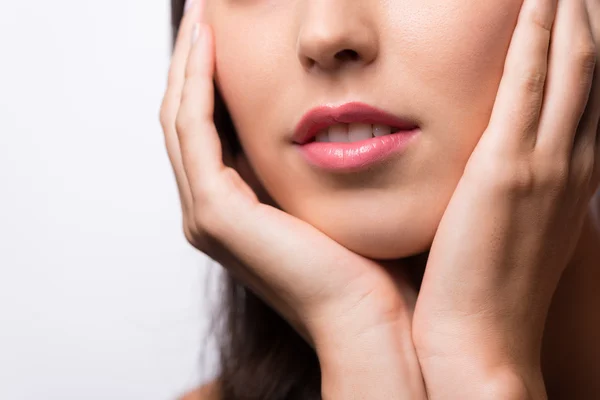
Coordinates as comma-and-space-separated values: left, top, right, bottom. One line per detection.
520, 67, 547, 95
193, 205, 221, 244
174, 113, 186, 136
159, 101, 173, 131
534, 157, 570, 192
175, 82, 209, 135
496, 160, 538, 194
466, 155, 537, 195
574, 148, 596, 186
574, 44, 597, 81
477, 156, 570, 196
183, 219, 211, 254
183, 220, 197, 246
174, 103, 197, 136
527, 3, 553, 34
191, 181, 224, 235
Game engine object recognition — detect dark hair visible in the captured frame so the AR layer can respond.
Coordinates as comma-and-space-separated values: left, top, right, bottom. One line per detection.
169, 2, 322, 399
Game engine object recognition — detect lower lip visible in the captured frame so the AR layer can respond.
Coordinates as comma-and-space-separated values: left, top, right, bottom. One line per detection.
296, 129, 420, 171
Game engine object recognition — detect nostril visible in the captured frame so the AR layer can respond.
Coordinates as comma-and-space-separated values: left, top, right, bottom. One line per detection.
334, 49, 360, 62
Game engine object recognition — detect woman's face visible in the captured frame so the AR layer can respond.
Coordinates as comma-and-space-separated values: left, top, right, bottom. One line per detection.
206, 0, 523, 259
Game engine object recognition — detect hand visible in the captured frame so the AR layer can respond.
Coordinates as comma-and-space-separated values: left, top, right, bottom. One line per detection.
159, 1, 426, 397
412, 0, 600, 398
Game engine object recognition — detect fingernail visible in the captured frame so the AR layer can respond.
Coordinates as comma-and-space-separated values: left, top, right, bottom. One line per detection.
184, 0, 194, 13
191, 23, 201, 44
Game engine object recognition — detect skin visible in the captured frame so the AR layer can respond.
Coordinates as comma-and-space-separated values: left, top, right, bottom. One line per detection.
163, 0, 600, 398
206, 0, 525, 259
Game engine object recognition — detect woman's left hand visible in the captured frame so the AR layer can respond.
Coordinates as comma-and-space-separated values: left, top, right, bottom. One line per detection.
412, 0, 600, 397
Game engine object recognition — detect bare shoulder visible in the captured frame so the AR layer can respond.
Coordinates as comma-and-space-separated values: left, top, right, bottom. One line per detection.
178, 380, 220, 400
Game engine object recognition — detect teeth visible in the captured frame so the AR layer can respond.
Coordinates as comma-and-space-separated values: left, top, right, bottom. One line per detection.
373, 124, 392, 137
314, 123, 395, 143
348, 123, 372, 142
328, 124, 350, 143
315, 129, 329, 142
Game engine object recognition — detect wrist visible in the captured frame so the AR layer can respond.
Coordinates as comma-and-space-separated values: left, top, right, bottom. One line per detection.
315, 319, 426, 400
475, 366, 547, 400
417, 353, 546, 400
303, 280, 425, 399
306, 280, 416, 347
413, 318, 546, 386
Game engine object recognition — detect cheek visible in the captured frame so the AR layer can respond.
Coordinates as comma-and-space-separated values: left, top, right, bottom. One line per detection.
399, 2, 522, 114
388, 1, 522, 164
212, 12, 292, 140
213, 1, 523, 145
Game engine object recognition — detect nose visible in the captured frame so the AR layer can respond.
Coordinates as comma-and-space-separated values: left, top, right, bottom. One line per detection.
297, 2, 379, 71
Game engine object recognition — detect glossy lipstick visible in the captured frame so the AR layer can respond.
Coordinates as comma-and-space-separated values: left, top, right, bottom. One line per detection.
293, 102, 420, 171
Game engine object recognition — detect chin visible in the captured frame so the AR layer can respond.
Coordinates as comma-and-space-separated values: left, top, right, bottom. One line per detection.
297, 203, 442, 260
338, 230, 433, 260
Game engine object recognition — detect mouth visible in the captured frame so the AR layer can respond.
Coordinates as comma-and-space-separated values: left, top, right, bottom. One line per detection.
292, 102, 421, 171
292, 102, 419, 145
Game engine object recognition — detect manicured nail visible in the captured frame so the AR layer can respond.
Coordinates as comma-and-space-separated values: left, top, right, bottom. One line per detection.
184, 0, 194, 13
191, 23, 201, 45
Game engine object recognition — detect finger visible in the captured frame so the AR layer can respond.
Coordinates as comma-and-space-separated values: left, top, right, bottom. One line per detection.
583, 0, 600, 185
160, 1, 205, 213
572, 62, 599, 193
168, 0, 205, 91
537, 0, 596, 159
176, 24, 224, 197
572, 0, 600, 193
484, 0, 558, 155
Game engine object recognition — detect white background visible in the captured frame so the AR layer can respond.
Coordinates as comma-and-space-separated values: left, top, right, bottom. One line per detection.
0, 1, 219, 399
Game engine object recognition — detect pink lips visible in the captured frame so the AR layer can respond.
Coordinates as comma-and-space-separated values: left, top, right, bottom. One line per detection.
293, 102, 420, 171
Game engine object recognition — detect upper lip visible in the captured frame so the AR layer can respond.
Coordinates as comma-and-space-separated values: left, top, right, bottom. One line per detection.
292, 101, 419, 145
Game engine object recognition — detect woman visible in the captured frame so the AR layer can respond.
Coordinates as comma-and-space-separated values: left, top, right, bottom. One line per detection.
160, 0, 600, 398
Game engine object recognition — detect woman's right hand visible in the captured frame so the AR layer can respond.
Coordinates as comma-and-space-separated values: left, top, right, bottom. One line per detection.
159, 1, 426, 398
